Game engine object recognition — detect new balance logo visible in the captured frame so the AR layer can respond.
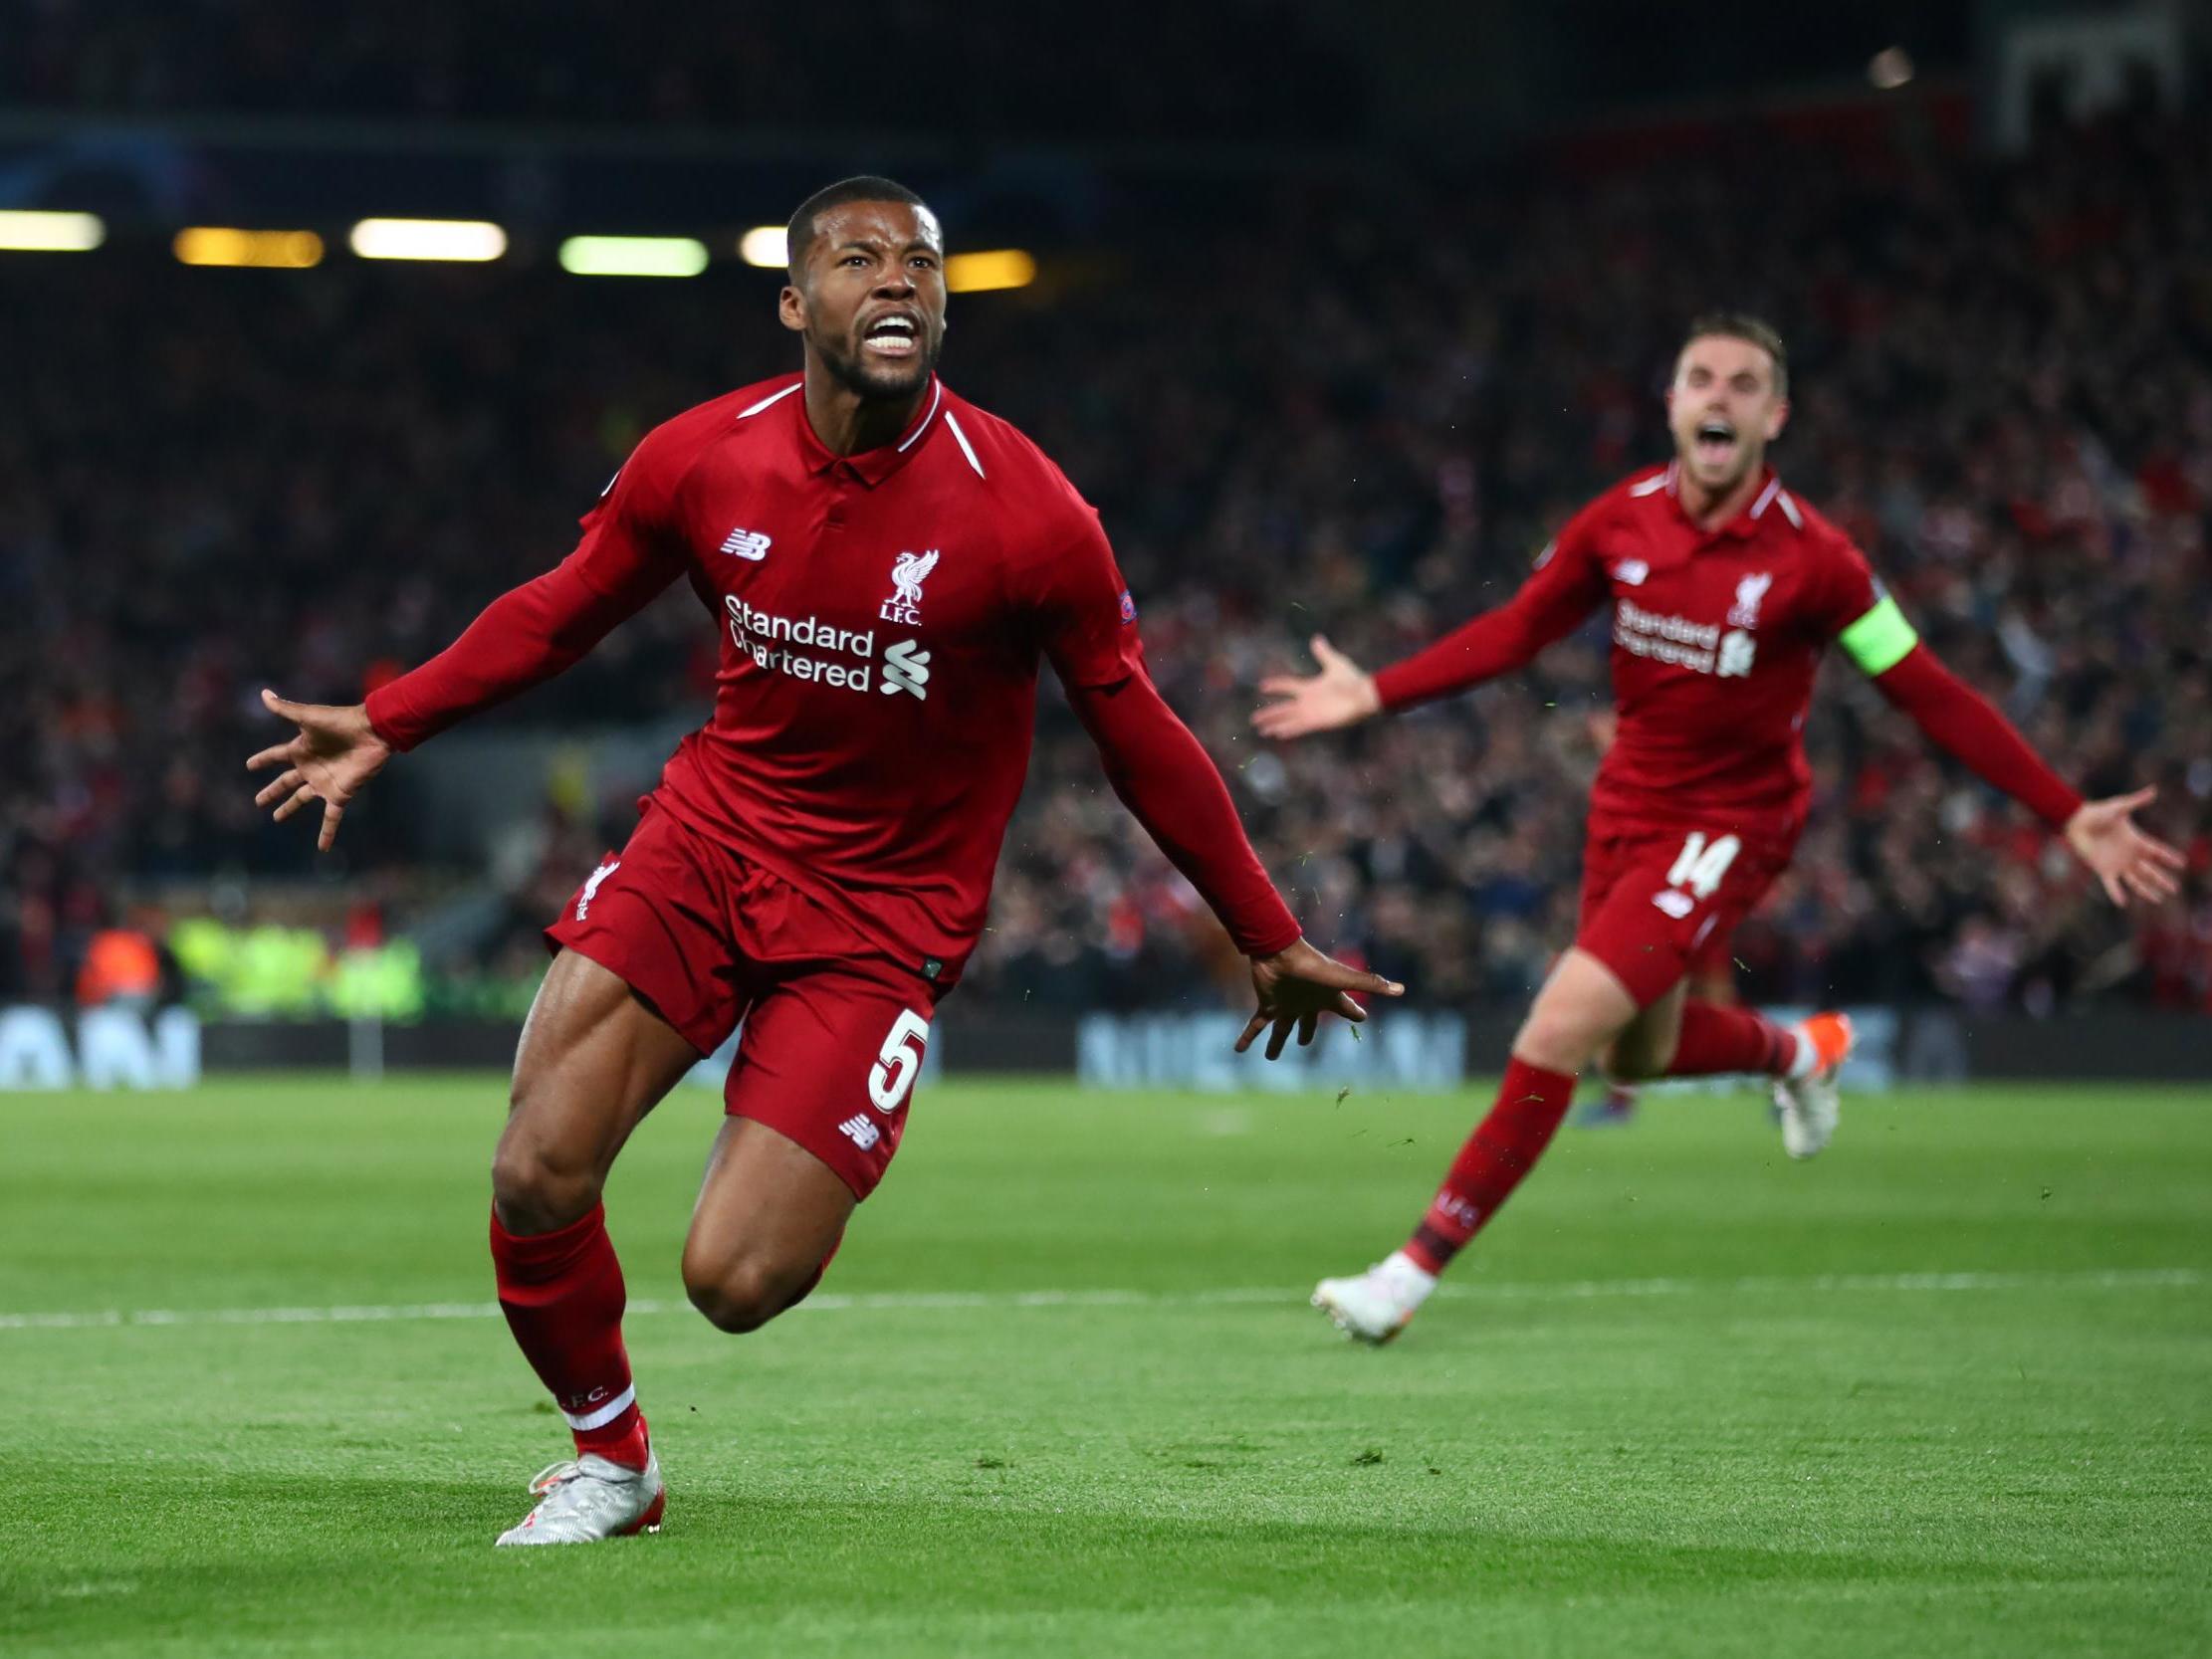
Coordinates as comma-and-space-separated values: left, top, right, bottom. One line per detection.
1652, 889, 1695, 920
881, 639, 931, 699
576, 860, 620, 921
719, 526, 772, 560
1612, 559, 1650, 586
838, 1115, 881, 1150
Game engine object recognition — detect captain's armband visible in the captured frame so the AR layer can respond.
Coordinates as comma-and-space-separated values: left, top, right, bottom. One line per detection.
1837, 594, 1918, 677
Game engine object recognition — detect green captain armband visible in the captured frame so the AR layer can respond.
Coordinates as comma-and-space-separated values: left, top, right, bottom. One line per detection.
1837, 595, 1918, 677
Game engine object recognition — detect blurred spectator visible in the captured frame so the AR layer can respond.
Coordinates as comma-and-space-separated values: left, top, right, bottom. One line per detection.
0, 1, 1366, 142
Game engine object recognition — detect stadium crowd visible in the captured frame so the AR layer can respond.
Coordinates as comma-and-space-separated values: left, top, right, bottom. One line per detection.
3, 108, 2208, 1017
0, 0, 1363, 143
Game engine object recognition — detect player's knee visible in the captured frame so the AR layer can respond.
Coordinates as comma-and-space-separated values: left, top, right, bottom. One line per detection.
682, 1254, 798, 1336
489, 1140, 601, 1236
1513, 1007, 1605, 1074
1601, 1034, 1668, 1083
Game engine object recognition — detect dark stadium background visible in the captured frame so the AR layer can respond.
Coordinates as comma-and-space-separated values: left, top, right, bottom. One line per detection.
2, 0, 2206, 1078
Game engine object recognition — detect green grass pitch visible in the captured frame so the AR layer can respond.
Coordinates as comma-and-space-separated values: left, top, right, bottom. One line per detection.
3, 1073, 2208, 1656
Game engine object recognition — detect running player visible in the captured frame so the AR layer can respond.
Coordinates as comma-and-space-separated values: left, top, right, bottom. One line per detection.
248, 176, 1399, 1539
1571, 709, 1740, 1129
1253, 313, 2181, 1345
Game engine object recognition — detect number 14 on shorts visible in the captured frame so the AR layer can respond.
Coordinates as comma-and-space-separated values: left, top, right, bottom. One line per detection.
1655, 831, 1740, 919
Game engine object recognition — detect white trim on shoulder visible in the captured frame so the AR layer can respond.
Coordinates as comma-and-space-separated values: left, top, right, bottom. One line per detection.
1627, 470, 1670, 498
1749, 476, 1782, 519
736, 381, 803, 419
943, 410, 986, 479
1775, 489, 1803, 528
896, 379, 944, 453
560, 1382, 636, 1431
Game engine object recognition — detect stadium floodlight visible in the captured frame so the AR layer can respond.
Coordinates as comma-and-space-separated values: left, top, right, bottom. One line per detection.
739, 226, 789, 269
557, 236, 710, 278
945, 249, 1036, 294
173, 228, 326, 269
1869, 47, 1915, 90
347, 218, 508, 263
0, 210, 106, 252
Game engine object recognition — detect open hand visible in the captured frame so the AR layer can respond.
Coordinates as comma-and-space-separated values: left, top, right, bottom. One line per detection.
2063, 787, 2185, 908
1236, 936, 1406, 1060
1252, 634, 1382, 740
246, 690, 391, 852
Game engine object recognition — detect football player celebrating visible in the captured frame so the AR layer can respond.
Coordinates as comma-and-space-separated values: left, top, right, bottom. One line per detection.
1255, 314, 2180, 1345
250, 177, 1398, 1540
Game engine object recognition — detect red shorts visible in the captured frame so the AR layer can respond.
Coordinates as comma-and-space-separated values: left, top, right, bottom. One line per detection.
545, 804, 938, 1200
1575, 823, 1789, 1008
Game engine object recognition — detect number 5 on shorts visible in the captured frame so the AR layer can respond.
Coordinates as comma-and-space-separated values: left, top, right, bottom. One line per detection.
868, 1009, 931, 1114
1666, 831, 1741, 898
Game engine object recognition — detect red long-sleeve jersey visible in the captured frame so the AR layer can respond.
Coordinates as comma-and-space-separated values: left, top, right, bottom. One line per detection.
1374, 463, 2081, 843
366, 375, 1300, 979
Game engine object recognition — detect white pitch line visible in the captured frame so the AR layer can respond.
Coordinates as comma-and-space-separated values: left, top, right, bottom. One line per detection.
0, 1268, 2198, 1335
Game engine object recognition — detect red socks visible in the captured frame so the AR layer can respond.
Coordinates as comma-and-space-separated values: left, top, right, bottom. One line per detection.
1405, 1058, 1577, 1275
490, 1202, 648, 1469
1662, 1004, 1798, 1078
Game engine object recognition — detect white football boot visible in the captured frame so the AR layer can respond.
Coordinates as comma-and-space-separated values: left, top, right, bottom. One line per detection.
495, 1450, 664, 1546
1311, 1250, 1438, 1346
1773, 1010, 1855, 1160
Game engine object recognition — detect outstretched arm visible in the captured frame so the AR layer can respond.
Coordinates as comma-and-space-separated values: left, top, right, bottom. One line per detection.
247, 557, 660, 850
1069, 671, 1404, 1057
1254, 525, 1607, 739
250, 427, 693, 849
361, 555, 661, 751
1813, 544, 2184, 909
1871, 643, 2182, 907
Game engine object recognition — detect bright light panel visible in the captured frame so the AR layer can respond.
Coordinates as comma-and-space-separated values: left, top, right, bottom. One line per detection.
558, 236, 709, 278
0, 210, 106, 252
347, 218, 507, 262
174, 228, 325, 269
1868, 47, 1915, 91
946, 249, 1036, 294
739, 225, 788, 269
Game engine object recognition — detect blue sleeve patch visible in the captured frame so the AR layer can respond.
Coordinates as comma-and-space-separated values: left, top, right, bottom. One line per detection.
1119, 589, 1137, 624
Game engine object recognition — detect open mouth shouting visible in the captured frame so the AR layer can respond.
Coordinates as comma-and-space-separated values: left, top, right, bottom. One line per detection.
1693, 415, 1739, 469
861, 311, 922, 359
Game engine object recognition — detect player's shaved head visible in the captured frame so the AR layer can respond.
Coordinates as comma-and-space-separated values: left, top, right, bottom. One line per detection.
1679, 312, 1788, 399
786, 175, 936, 285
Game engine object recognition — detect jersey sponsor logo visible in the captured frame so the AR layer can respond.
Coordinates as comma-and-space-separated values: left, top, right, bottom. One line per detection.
1717, 631, 1757, 677
879, 549, 940, 626
576, 860, 620, 921
881, 639, 931, 699
1614, 597, 1722, 673
838, 1114, 882, 1150
727, 595, 881, 690
718, 526, 772, 560
1728, 571, 1772, 628
1611, 558, 1650, 586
